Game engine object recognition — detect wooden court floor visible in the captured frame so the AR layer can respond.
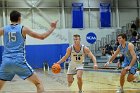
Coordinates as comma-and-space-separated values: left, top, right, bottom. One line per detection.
0, 69, 140, 93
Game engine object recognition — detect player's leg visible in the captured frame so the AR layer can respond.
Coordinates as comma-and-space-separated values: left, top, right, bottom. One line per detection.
117, 60, 128, 93
116, 69, 127, 93
0, 80, 5, 90
67, 64, 76, 87
120, 69, 127, 87
76, 70, 83, 92
0, 58, 15, 91
0, 72, 14, 91
127, 65, 138, 82
27, 73, 44, 93
15, 61, 44, 93
127, 74, 136, 82
67, 74, 74, 87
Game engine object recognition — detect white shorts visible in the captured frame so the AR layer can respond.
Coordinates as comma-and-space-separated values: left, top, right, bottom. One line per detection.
67, 62, 84, 75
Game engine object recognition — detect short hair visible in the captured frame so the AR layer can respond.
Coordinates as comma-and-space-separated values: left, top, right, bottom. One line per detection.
73, 34, 81, 39
117, 33, 127, 41
10, 10, 21, 22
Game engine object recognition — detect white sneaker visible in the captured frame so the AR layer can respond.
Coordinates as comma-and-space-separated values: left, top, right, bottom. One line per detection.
116, 88, 124, 93
79, 90, 83, 93
133, 71, 139, 82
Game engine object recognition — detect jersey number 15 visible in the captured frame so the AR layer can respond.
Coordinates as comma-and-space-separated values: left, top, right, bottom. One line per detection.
8, 32, 16, 42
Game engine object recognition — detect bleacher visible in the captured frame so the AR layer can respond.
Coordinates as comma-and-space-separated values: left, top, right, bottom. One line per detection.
63, 19, 140, 70
83, 19, 140, 70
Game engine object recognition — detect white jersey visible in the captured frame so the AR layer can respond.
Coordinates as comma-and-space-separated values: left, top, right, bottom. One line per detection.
67, 45, 85, 74
70, 45, 85, 64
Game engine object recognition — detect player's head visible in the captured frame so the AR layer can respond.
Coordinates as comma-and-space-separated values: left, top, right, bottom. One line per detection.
73, 34, 81, 45
117, 33, 127, 44
10, 10, 21, 23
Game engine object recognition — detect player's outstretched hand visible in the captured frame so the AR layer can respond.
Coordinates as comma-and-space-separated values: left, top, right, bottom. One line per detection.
51, 20, 58, 28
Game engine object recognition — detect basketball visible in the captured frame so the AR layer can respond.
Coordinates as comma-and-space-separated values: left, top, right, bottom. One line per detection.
51, 63, 61, 74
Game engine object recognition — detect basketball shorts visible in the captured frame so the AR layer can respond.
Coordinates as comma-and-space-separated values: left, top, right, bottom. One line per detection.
67, 62, 84, 75
0, 57, 34, 81
122, 58, 138, 75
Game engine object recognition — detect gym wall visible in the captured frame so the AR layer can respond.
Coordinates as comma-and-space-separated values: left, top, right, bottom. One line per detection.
0, 0, 139, 68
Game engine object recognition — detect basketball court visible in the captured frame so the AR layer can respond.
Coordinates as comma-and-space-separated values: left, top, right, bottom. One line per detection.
1, 69, 140, 93
0, 0, 140, 93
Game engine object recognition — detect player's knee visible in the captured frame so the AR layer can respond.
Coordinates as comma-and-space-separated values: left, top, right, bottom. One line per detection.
68, 78, 74, 83
34, 82, 41, 87
121, 70, 127, 76
120, 73, 126, 80
68, 80, 73, 83
77, 75, 82, 81
120, 73, 125, 77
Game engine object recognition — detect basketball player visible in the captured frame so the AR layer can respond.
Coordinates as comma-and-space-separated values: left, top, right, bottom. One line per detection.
56, 34, 98, 93
0, 10, 57, 93
104, 33, 139, 93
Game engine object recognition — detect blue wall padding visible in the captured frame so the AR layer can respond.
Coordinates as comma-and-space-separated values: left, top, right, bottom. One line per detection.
100, 3, 111, 27
0, 44, 69, 69
72, 3, 83, 28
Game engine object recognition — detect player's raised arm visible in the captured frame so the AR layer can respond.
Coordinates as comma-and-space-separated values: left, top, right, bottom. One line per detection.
23, 21, 57, 40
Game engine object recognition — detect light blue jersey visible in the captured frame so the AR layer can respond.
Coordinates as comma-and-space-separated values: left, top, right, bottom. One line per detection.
118, 42, 137, 74
3, 24, 25, 58
0, 24, 33, 81
118, 42, 132, 62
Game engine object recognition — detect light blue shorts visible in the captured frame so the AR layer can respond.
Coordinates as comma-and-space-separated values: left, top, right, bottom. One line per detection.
122, 58, 138, 75
0, 57, 34, 81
